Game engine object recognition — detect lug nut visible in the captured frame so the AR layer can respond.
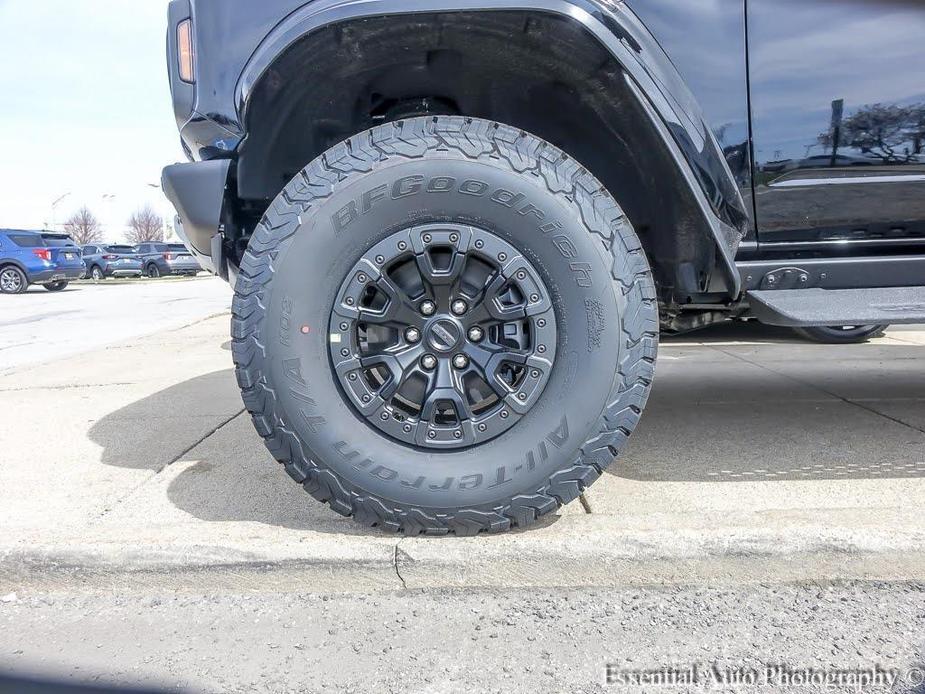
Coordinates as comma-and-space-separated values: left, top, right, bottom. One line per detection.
405, 327, 421, 343
421, 354, 437, 370
453, 354, 469, 369
451, 299, 468, 316
420, 300, 436, 316
467, 326, 484, 342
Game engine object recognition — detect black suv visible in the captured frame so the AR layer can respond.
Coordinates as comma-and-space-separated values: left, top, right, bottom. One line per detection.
162, 0, 925, 535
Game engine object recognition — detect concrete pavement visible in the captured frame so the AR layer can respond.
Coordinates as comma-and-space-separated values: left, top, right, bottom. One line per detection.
3, 583, 924, 693
1, 301, 924, 592
0, 276, 231, 372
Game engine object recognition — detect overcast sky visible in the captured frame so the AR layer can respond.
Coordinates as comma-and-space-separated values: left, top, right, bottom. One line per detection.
0, 0, 184, 241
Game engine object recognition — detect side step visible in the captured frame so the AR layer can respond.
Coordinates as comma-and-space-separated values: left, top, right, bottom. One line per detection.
747, 287, 925, 327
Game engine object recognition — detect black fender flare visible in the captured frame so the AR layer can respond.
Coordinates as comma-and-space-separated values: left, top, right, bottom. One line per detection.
235, 0, 748, 295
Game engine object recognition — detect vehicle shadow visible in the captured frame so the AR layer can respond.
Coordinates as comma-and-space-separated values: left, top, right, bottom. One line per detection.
87, 321, 924, 532
86, 368, 559, 534
663, 320, 801, 345
611, 323, 925, 482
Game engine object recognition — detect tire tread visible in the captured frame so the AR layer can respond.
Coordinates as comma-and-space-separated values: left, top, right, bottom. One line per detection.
231, 116, 658, 534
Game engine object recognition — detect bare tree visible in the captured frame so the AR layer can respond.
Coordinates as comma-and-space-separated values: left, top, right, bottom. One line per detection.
818, 103, 924, 164
903, 104, 925, 157
126, 205, 165, 243
63, 206, 103, 244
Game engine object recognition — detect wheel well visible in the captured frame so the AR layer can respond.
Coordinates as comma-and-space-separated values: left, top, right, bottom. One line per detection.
0, 261, 26, 274
234, 10, 723, 306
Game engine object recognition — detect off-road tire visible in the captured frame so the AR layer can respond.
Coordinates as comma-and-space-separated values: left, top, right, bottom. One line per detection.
793, 324, 887, 344
231, 116, 658, 535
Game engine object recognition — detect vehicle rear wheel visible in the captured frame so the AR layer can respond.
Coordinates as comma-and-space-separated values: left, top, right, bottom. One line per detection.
231, 116, 658, 535
90, 266, 104, 281
0, 266, 28, 294
792, 325, 888, 344
146, 264, 161, 278
43, 281, 69, 292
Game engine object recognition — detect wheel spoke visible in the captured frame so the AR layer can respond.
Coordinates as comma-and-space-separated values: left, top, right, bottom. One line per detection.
419, 361, 473, 423
414, 248, 467, 289
367, 274, 426, 327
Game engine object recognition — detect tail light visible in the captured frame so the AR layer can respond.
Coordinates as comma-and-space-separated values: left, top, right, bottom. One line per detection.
32, 248, 51, 261
163, 253, 174, 261
102, 254, 119, 260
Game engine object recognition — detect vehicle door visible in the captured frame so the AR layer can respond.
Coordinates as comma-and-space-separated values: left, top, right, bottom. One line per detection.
748, 0, 925, 253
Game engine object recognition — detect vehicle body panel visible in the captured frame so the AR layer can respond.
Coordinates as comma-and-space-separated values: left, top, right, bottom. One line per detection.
164, 0, 750, 295
164, 0, 925, 326
624, 0, 753, 241
748, 0, 925, 254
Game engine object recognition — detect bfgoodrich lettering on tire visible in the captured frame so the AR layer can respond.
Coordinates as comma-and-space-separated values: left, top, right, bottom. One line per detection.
231, 116, 658, 535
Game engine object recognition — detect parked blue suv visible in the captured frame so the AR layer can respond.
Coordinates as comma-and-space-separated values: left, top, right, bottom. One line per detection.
0, 229, 85, 294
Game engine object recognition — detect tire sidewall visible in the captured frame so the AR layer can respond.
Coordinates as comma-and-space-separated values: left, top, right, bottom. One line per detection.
256, 153, 625, 510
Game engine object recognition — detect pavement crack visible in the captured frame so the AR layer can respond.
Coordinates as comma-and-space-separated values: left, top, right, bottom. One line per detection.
393, 541, 408, 590
94, 408, 246, 524
713, 346, 925, 436
168, 311, 232, 333
158, 408, 246, 472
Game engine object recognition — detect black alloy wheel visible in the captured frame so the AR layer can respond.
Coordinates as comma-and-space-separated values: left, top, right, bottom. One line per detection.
329, 223, 556, 449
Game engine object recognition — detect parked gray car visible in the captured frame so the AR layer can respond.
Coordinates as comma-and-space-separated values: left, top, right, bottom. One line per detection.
81, 244, 143, 280
134, 242, 202, 278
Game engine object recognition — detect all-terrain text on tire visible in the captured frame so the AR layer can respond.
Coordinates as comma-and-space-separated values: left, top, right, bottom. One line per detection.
162, 2, 925, 533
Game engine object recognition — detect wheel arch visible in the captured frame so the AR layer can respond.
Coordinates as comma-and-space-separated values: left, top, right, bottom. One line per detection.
230, 3, 748, 304
0, 259, 28, 274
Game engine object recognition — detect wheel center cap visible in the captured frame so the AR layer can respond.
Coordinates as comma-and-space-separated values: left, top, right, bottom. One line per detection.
427, 318, 462, 352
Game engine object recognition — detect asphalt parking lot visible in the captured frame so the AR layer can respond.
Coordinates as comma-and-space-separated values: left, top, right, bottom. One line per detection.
1, 279, 924, 690
0, 277, 232, 372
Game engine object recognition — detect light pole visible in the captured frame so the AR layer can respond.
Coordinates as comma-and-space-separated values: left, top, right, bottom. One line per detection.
100, 194, 117, 240
50, 192, 71, 231
147, 182, 175, 240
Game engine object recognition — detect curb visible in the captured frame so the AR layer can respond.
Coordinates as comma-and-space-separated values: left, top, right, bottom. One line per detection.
4, 514, 925, 594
